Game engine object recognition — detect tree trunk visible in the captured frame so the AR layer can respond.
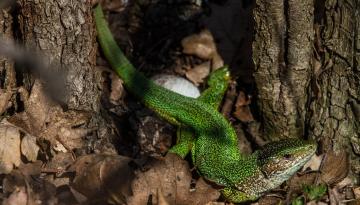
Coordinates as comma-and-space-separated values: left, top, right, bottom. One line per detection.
0, 1, 113, 153
253, 0, 314, 140
0, 8, 16, 115
19, 0, 99, 111
253, 0, 359, 178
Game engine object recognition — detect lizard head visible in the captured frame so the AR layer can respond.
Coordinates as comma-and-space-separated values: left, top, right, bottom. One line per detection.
256, 139, 316, 186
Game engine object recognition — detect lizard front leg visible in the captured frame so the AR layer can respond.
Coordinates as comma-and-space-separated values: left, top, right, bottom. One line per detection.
169, 67, 231, 158
169, 126, 194, 158
221, 187, 258, 203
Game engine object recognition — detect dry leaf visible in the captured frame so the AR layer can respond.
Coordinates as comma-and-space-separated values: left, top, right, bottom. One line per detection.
127, 153, 220, 205
184, 178, 221, 205
2, 187, 28, 205
110, 72, 125, 105
18, 161, 42, 177
233, 91, 254, 122
336, 177, 353, 190
307, 201, 325, 205
350, 135, 360, 156
302, 154, 323, 172
10, 80, 91, 151
288, 172, 317, 193
257, 196, 283, 205
353, 187, 360, 199
21, 134, 40, 162
317, 202, 330, 205
221, 81, 237, 118
45, 152, 74, 177
0, 89, 13, 115
2, 161, 57, 205
185, 61, 211, 86
0, 119, 40, 164
348, 199, 360, 205
212, 53, 224, 70
182, 29, 217, 60
0, 120, 21, 174
53, 141, 68, 153
320, 150, 349, 185
70, 154, 134, 204
2, 162, 42, 196
69, 187, 88, 204
205, 202, 226, 205
329, 186, 343, 205
23, 80, 52, 134
133, 114, 173, 157
41, 109, 91, 150
158, 189, 171, 205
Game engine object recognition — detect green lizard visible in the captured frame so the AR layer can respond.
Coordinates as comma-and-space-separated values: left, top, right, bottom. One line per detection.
94, 5, 317, 203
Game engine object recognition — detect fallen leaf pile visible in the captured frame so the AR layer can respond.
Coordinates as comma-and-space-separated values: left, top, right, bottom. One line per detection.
0, 121, 22, 174
0, 120, 40, 174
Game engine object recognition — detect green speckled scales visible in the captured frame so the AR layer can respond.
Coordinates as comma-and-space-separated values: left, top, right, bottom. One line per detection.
169, 67, 231, 158
94, 5, 317, 203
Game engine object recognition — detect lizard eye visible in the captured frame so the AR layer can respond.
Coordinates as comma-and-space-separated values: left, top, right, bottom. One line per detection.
283, 154, 293, 160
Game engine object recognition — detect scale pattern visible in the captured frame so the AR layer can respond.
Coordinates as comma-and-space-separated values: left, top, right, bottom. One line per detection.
94, 5, 317, 203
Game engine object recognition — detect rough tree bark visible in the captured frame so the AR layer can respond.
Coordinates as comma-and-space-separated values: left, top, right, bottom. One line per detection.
0, 1, 114, 153
19, 0, 99, 111
310, 0, 359, 176
0, 8, 16, 115
253, 0, 314, 140
253, 0, 359, 179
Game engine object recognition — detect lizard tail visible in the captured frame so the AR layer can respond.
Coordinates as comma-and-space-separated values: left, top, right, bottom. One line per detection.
94, 5, 137, 84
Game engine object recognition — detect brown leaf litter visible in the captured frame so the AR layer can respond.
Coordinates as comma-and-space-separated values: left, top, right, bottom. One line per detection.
185, 61, 211, 86
131, 111, 173, 157
69, 154, 134, 204
0, 119, 40, 174
9, 81, 92, 151
67, 153, 220, 205
181, 29, 224, 85
233, 91, 254, 122
127, 153, 220, 205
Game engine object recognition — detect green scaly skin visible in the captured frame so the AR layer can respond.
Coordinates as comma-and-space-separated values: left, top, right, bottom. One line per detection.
169, 67, 230, 158
94, 5, 317, 203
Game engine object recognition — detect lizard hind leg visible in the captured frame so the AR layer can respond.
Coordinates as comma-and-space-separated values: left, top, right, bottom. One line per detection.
221, 187, 258, 203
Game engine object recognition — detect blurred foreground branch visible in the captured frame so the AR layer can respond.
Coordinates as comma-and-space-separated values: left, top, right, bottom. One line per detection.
0, 38, 68, 105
